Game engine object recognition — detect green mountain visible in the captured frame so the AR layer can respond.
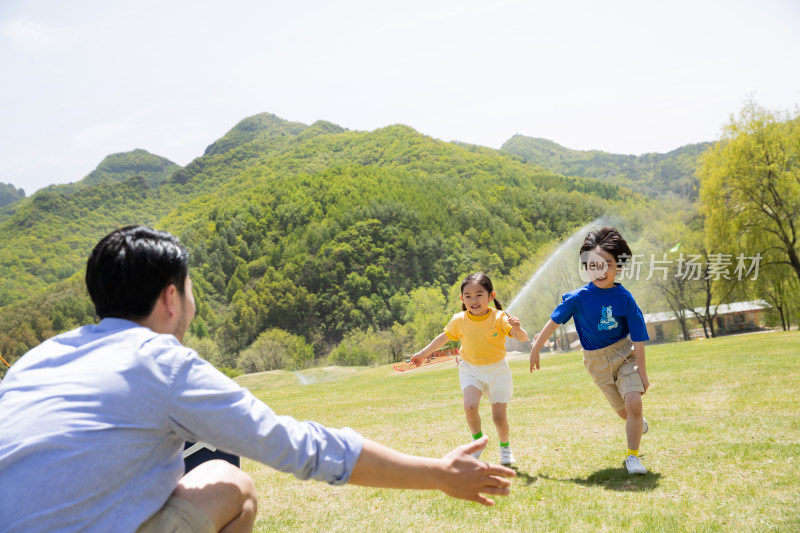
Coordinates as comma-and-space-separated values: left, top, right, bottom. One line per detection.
0, 183, 24, 208
0, 113, 640, 375
82, 149, 180, 188
0, 156, 184, 306
203, 113, 312, 157
501, 135, 710, 199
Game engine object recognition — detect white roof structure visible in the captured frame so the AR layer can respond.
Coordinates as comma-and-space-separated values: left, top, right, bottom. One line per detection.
643, 299, 772, 324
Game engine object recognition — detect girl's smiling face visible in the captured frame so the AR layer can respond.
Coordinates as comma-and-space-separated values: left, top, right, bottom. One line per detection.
460, 281, 495, 316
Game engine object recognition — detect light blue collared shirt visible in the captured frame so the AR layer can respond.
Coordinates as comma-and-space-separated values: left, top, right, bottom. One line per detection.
0, 319, 363, 532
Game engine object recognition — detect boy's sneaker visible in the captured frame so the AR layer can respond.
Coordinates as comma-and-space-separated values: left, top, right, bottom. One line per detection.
625, 455, 647, 475
500, 446, 516, 466
642, 418, 649, 435
471, 447, 483, 460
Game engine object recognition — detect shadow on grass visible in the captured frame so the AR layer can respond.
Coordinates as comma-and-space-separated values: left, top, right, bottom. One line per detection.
538, 467, 661, 492
511, 466, 538, 486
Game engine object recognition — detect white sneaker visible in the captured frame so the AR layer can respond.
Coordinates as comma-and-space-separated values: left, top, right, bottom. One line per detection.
642, 418, 649, 435
625, 455, 647, 475
471, 447, 483, 460
500, 446, 516, 466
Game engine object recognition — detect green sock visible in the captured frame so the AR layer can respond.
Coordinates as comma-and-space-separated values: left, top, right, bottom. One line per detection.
472, 431, 483, 440
500, 441, 510, 447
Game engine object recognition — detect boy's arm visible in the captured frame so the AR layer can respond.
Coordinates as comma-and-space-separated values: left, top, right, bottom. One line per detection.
349, 436, 515, 506
410, 332, 450, 366
632, 341, 649, 393
529, 319, 560, 372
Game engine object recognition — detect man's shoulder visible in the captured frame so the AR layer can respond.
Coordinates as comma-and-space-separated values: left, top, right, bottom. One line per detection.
87, 319, 194, 364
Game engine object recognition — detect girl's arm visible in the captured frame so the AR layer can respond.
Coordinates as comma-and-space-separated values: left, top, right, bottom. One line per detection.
529, 319, 560, 372
506, 314, 529, 342
632, 341, 649, 393
410, 332, 450, 367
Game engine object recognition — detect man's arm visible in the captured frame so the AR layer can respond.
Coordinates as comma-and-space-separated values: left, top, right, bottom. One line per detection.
348, 436, 515, 506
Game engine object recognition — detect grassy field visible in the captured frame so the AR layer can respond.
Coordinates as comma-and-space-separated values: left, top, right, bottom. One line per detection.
235, 331, 800, 532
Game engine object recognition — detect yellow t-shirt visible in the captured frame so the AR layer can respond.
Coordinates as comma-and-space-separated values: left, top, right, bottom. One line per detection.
444, 308, 512, 365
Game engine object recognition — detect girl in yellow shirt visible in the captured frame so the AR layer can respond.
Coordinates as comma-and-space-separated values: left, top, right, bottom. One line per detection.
411, 273, 529, 465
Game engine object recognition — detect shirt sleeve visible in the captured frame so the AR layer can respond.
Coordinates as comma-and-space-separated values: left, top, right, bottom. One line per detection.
550, 293, 575, 325
167, 351, 364, 486
626, 296, 650, 342
499, 312, 513, 336
443, 314, 460, 341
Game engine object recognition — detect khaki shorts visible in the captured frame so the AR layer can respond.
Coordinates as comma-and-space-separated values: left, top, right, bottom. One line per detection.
459, 358, 513, 404
137, 495, 215, 533
582, 337, 644, 412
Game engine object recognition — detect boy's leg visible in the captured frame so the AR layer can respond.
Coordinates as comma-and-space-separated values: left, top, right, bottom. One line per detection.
463, 385, 483, 436
490, 402, 510, 444
615, 404, 648, 433
172, 459, 258, 533
621, 392, 644, 452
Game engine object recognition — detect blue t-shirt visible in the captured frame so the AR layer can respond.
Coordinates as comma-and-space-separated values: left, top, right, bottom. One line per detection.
0, 319, 363, 533
551, 282, 649, 350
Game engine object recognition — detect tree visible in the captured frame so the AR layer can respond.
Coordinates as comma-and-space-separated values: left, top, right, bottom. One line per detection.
699, 102, 800, 286
754, 260, 798, 331
237, 328, 314, 372
684, 248, 738, 338
407, 286, 451, 348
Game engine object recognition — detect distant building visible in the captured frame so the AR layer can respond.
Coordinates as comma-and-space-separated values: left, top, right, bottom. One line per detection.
643, 300, 772, 342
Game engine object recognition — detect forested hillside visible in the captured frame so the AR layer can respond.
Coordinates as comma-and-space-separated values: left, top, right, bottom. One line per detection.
501, 135, 709, 199
0, 159, 183, 306
0, 113, 640, 376
0, 183, 24, 208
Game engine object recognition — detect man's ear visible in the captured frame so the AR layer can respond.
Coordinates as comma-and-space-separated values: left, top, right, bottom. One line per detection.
160, 284, 180, 318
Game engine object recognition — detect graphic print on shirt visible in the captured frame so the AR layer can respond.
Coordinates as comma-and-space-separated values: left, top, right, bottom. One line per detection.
598, 305, 619, 331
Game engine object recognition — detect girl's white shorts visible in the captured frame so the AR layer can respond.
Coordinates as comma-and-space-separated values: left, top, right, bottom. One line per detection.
458, 358, 513, 404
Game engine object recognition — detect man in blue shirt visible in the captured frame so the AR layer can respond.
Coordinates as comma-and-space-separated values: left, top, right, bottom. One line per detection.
0, 226, 515, 532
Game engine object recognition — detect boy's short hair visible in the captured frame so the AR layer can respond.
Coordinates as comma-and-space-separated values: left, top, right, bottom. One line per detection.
85, 225, 189, 320
580, 227, 632, 267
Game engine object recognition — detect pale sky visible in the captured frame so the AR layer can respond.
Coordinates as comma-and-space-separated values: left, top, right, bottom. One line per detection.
2, 0, 799, 195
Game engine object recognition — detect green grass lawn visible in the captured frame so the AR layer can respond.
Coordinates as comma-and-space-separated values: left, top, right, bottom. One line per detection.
236, 331, 800, 532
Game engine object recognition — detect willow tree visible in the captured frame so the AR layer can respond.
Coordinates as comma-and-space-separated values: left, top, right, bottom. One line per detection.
698, 102, 800, 286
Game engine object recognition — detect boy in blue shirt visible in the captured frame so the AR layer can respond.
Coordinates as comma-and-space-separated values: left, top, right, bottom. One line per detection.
529, 227, 651, 475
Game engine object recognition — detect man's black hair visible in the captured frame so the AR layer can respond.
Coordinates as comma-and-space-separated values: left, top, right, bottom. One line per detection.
85, 225, 189, 320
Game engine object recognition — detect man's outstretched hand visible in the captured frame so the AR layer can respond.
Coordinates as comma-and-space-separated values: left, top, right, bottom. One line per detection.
436, 436, 516, 506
